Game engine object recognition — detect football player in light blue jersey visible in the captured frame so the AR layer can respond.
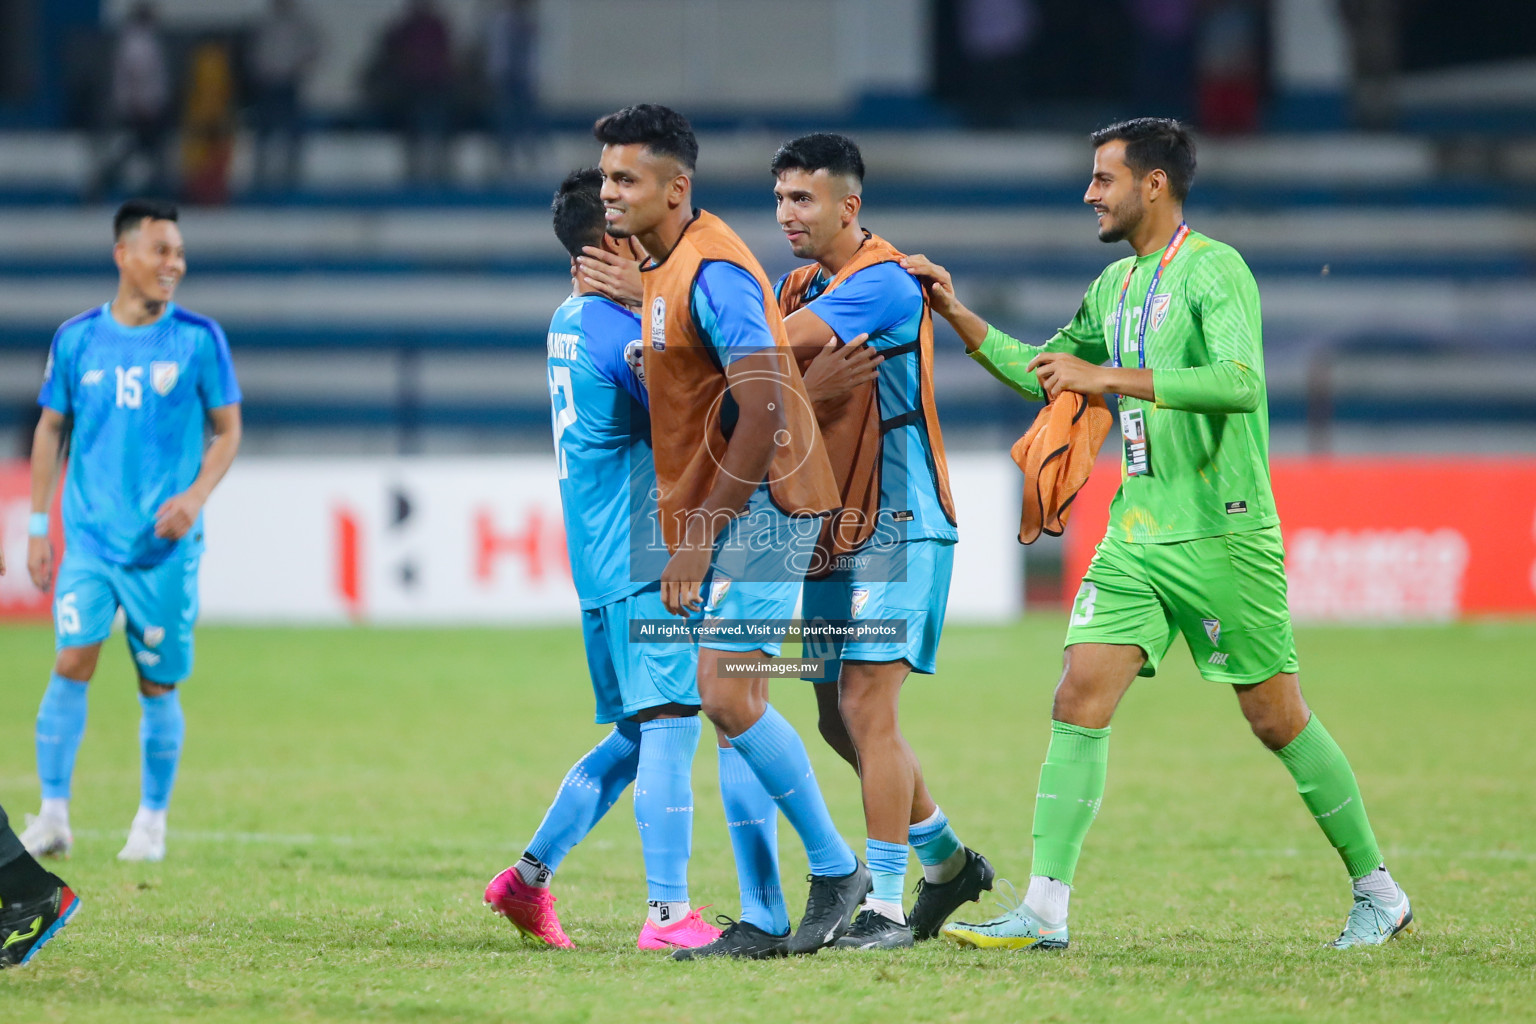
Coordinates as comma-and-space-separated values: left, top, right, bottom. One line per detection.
598, 105, 872, 961
22, 199, 242, 864
773, 134, 995, 948
483, 170, 721, 953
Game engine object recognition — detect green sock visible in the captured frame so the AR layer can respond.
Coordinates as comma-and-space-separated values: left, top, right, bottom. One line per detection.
1274, 715, 1384, 878
1030, 721, 1111, 885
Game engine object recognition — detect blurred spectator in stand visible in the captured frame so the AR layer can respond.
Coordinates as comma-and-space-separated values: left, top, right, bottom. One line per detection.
249, 0, 320, 193
1131, 0, 1197, 119
381, 0, 456, 187
484, 0, 541, 179
1195, 0, 1266, 134
957, 0, 1036, 128
95, 2, 173, 198
181, 40, 237, 205
1337, 0, 1399, 128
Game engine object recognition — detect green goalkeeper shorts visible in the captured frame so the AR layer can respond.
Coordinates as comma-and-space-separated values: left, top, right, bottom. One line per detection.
1064, 525, 1300, 685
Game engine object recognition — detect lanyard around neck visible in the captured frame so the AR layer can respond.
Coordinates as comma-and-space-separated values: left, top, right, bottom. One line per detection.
1111, 222, 1190, 370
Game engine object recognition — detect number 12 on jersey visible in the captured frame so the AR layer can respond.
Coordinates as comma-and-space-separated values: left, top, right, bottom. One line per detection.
548, 364, 578, 480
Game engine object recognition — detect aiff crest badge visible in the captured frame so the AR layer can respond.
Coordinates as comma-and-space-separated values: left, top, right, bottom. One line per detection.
1202, 618, 1221, 647
708, 578, 731, 612
151, 361, 179, 396
1151, 293, 1172, 332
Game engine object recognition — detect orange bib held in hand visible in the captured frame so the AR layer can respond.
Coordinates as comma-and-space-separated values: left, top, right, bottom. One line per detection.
1011, 392, 1113, 544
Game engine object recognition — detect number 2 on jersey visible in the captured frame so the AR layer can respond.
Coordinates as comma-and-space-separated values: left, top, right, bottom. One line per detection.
548, 364, 578, 480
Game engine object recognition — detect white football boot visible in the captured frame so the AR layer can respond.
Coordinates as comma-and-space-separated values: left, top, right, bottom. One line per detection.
117, 807, 167, 862
20, 812, 73, 859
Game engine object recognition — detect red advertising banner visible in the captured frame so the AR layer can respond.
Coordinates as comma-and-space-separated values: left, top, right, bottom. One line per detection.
0, 459, 63, 619
1063, 458, 1536, 620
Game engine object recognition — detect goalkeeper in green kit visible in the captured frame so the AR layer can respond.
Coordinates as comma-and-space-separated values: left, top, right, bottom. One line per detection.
901, 118, 1413, 951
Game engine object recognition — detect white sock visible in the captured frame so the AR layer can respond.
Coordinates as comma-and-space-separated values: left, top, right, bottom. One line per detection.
862, 897, 906, 924
1351, 864, 1399, 902
133, 806, 167, 832
924, 846, 968, 885
40, 797, 70, 825
1025, 875, 1070, 924
514, 853, 553, 889
648, 900, 691, 926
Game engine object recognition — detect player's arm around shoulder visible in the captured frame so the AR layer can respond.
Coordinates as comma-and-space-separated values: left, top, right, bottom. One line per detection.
790, 263, 915, 421
901, 252, 1111, 402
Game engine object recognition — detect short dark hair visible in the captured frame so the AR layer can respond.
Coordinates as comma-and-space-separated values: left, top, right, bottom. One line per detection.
592, 104, 698, 171
113, 198, 178, 239
1089, 118, 1197, 202
551, 168, 606, 259
770, 132, 865, 184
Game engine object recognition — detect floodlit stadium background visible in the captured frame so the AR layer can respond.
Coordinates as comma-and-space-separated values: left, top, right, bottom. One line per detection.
2, 0, 1535, 626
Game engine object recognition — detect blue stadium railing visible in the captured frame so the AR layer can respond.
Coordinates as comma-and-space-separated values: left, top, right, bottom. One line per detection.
4, 327, 1532, 449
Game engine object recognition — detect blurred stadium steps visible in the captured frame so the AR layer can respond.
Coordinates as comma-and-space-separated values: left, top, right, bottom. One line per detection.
2, 132, 1534, 455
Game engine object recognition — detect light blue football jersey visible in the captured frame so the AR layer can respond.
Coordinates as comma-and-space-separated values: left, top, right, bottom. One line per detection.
780, 261, 957, 544
546, 293, 666, 610
38, 303, 242, 567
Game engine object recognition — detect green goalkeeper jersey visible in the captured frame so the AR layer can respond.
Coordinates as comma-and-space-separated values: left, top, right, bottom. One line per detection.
972, 229, 1279, 544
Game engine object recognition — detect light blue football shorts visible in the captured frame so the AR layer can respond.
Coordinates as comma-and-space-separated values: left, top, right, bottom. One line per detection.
799, 538, 954, 683
689, 488, 823, 656
582, 583, 699, 724
52, 548, 201, 685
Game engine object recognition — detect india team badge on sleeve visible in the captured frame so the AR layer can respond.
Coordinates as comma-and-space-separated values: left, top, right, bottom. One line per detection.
850, 587, 870, 618
1150, 294, 1173, 332
1202, 618, 1221, 647
649, 297, 667, 351
150, 361, 179, 395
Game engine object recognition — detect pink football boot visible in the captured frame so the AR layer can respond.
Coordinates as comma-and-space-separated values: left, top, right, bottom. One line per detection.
484, 867, 574, 948
636, 907, 722, 951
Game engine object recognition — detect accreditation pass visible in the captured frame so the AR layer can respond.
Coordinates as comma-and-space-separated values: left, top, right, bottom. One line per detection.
1121, 407, 1151, 476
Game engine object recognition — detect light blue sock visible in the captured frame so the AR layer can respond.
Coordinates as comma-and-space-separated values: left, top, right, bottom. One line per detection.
635, 717, 699, 904
866, 838, 909, 912
727, 705, 856, 878
138, 689, 186, 811
718, 744, 788, 935
909, 806, 963, 867
37, 673, 89, 801
525, 721, 641, 872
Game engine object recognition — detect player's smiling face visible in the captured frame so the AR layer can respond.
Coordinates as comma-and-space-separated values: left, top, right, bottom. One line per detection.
115, 217, 186, 305
599, 143, 681, 239
1085, 141, 1145, 245
773, 168, 853, 260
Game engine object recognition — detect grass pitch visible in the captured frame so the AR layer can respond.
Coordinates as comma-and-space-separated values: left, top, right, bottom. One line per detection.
1, 617, 1533, 1023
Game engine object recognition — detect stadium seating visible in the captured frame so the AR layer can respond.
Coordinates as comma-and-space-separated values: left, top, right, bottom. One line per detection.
2, 129, 1532, 456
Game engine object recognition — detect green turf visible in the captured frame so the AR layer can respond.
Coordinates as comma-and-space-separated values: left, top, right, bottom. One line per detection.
1, 617, 1533, 1023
